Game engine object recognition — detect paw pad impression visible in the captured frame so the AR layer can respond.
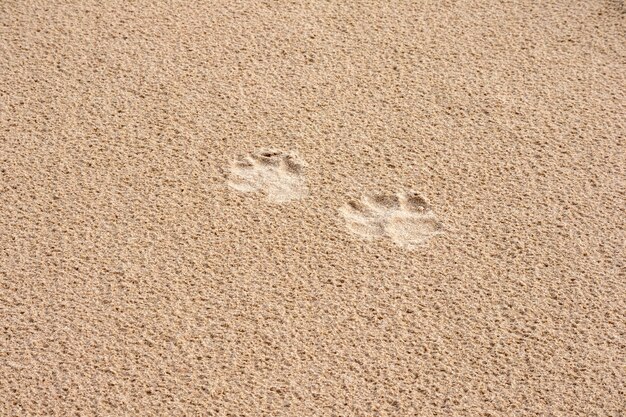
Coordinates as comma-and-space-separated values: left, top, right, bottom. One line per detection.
227, 149, 307, 203
340, 191, 443, 248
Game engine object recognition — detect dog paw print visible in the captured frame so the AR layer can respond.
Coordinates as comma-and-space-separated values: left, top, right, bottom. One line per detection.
227, 149, 308, 203
339, 191, 443, 248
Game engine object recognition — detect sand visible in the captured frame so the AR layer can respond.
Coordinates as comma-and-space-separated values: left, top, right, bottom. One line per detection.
1, 1, 625, 416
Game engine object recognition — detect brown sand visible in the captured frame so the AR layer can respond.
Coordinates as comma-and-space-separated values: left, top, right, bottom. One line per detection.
1, 1, 625, 415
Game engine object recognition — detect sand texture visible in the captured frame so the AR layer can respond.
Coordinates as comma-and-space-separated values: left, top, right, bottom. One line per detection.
1, 1, 625, 416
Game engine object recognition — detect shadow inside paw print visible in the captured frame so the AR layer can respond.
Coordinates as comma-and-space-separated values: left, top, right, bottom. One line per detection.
340, 191, 443, 248
227, 149, 307, 203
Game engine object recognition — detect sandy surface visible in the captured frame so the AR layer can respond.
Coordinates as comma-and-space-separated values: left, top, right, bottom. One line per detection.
1, 1, 625, 416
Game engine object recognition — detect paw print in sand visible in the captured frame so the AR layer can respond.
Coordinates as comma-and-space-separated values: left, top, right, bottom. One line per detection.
227, 149, 307, 203
340, 191, 443, 248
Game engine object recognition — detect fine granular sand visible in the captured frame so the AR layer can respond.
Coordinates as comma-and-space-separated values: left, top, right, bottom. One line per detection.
1, 1, 624, 416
